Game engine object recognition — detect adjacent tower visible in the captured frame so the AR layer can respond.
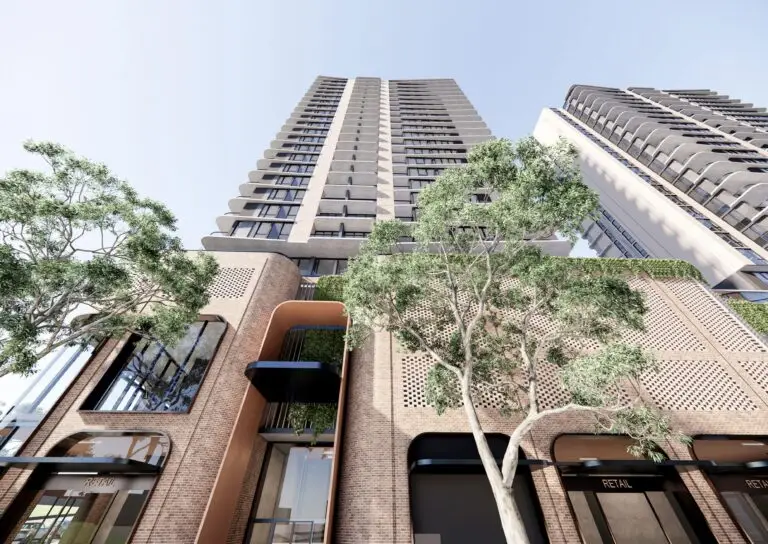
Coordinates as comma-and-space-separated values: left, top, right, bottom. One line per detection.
202, 76, 570, 275
534, 86, 768, 298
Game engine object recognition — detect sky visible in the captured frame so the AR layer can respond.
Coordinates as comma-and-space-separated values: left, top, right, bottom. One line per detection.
2, 0, 768, 251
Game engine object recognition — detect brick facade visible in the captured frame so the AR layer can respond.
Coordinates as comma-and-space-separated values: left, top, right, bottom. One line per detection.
4, 262, 768, 543
0, 252, 300, 544
335, 276, 768, 543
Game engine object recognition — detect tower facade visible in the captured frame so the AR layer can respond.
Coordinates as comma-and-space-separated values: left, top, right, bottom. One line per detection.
534, 86, 768, 298
202, 75, 569, 274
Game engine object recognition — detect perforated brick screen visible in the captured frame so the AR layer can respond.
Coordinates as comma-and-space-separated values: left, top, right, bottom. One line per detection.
208, 267, 256, 299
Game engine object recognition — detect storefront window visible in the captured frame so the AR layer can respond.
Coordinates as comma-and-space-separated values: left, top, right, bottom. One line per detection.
408, 433, 548, 544
11, 476, 154, 544
554, 435, 714, 544
692, 436, 768, 542
248, 445, 334, 544
3, 432, 167, 544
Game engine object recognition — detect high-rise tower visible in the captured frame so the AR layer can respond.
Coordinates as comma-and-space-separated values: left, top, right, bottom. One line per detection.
202, 76, 570, 275
534, 86, 768, 298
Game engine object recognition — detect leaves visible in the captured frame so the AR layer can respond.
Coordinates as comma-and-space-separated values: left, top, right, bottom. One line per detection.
561, 344, 655, 407
728, 300, 768, 335
313, 275, 346, 302
287, 403, 338, 444
0, 141, 218, 377
342, 137, 689, 481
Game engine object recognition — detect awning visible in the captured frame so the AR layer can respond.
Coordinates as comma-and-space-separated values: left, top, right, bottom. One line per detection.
0, 456, 161, 473
409, 457, 767, 474
244, 361, 341, 403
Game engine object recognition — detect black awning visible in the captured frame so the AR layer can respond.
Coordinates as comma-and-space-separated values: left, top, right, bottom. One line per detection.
409, 454, 762, 474
244, 361, 341, 403
0, 456, 161, 473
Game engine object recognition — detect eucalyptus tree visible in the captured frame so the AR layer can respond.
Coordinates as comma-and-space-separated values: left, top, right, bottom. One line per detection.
0, 141, 218, 378
343, 137, 688, 543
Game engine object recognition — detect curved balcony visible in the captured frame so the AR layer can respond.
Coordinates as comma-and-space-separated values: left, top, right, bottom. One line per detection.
244, 301, 348, 404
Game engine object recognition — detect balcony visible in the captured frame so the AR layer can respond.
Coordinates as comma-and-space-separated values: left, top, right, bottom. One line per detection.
245, 300, 348, 406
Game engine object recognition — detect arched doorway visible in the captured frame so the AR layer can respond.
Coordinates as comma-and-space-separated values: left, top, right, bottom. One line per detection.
408, 433, 548, 544
553, 434, 715, 543
692, 435, 768, 542
0, 431, 168, 544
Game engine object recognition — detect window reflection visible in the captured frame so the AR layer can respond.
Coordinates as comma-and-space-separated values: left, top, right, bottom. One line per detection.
11, 481, 152, 544
249, 445, 333, 544
0, 343, 95, 457
85, 319, 226, 413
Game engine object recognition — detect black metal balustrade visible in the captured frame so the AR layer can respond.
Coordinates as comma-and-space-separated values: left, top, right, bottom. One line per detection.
248, 519, 325, 544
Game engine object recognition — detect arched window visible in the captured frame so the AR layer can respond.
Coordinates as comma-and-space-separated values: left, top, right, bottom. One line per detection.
408, 433, 548, 544
81, 316, 226, 413
1, 431, 169, 544
553, 434, 714, 543
691, 435, 768, 542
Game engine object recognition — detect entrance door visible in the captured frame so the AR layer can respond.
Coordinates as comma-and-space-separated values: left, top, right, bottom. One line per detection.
565, 477, 706, 543
10, 475, 154, 544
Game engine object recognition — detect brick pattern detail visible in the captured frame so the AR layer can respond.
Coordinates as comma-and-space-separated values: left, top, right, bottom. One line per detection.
739, 360, 768, 392
333, 276, 768, 544
642, 359, 758, 411
208, 267, 256, 299
0, 254, 300, 544
664, 279, 766, 353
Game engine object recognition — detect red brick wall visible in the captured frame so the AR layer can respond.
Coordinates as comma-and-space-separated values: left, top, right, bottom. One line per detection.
334, 277, 765, 543
0, 254, 300, 544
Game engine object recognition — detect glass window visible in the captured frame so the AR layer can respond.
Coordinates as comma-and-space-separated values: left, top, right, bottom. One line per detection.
10, 483, 152, 544
315, 260, 336, 276
6, 432, 167, 544
0, 343, 97, 456
232, 221, 254, 237
85, 319, 226, 412
248, 445, 333, 544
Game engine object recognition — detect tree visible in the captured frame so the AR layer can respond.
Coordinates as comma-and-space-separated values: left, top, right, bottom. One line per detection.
342, 137, 689, 543
0, 141, 218, 378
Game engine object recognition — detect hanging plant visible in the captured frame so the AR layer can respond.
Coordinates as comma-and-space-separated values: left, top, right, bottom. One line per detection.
287, 403, 338, 444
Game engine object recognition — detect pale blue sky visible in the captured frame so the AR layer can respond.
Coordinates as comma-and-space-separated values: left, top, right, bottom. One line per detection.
1, 0, 768, 249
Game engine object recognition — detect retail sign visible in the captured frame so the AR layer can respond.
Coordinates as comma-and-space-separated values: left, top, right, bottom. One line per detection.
600, 478, 634, 489
83, 476, 118, 492
45, 474, 156, 492
562, 475, 668, 492
745, 479, 768, 490
710, 475, 768, 493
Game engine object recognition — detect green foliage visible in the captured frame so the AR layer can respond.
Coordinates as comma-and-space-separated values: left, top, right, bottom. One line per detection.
552, 257, 702, 281
602, 406, 692, 463
342, 137, 686, 470
0, 141, 218, 377
562, 345, 656, 406
313, 275, 346, 302
299, 329, 346, 368
728, 300, 768, 334
287, 403, 338, 444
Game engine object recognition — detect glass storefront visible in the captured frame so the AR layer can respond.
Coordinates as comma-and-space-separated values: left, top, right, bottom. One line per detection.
1, 432, 168, 544
248, 445, 334, 544
693, 436, 768, 543
554, 435, 715, 544
11, 475, 154, 544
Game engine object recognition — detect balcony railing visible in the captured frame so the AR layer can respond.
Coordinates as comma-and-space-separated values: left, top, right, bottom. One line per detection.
248, 519, 325, 544
295, 282, 317, 300
245, 323, 346, 404
261, 401, 336, 433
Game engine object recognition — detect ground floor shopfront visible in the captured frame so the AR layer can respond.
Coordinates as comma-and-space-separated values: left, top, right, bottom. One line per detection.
6, 428, 768, 543
4, 261, 768, 543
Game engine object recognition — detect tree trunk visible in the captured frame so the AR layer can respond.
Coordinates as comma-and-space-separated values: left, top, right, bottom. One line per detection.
461, 388, 531, 544
488, 473, 531, 544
